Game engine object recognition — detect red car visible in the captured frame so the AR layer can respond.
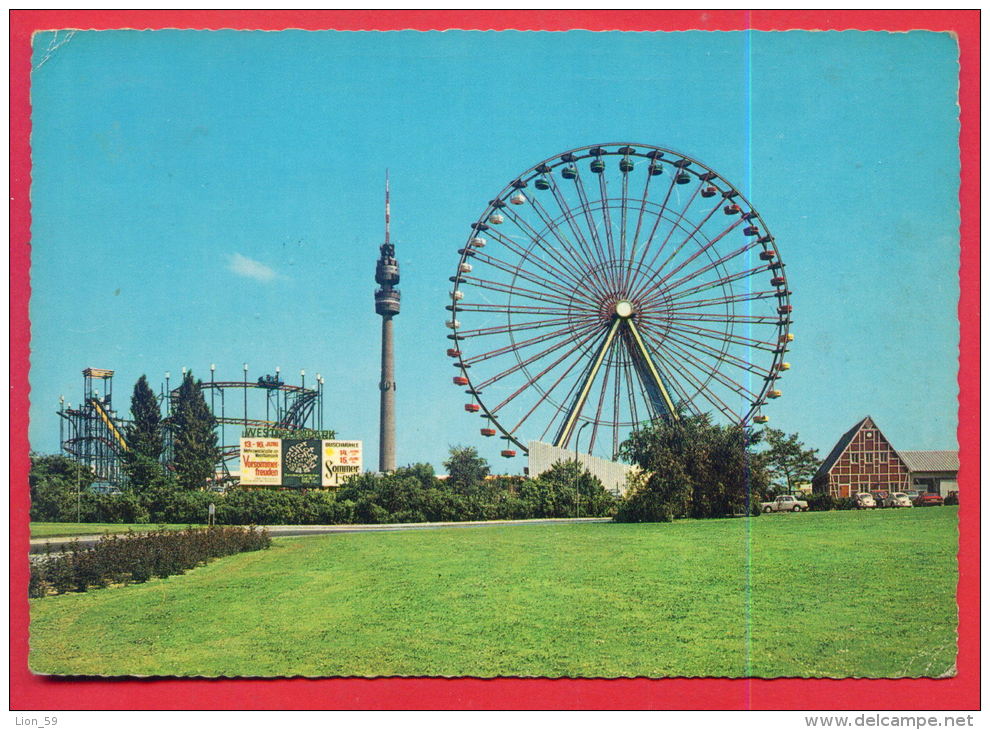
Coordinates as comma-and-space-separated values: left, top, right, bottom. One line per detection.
914, 492, 944, 507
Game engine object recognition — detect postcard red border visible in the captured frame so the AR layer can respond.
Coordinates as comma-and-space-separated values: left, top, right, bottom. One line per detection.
9, 10, 980, 711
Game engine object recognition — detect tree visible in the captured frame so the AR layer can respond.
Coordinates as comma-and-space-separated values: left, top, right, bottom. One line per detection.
123, 375, 165, 489
394, 462, 438, 489
29, 452, 94, 490
616, 414, 769, 522
443, 445, 490, 495
756, 428, 821, 496
29, 453, 95, 521
171, 371, 220, 490
528, 460, 616, 518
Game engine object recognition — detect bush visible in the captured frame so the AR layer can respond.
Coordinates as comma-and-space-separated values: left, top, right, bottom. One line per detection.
30, 526, 270, 598
151, 490, 213, 524
87, 492, 151, 523
520, 460, 617, 519
353, 499, 389, 524
805, 492, 835, 512
614, 465, 689, 523
834, 497, 857, 510
615, 488, 678, 523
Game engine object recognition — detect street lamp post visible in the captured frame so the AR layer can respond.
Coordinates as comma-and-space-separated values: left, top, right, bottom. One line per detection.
315, 374, 322, 430
243, 363, 249, 428
76, 455, 82, 524
300, 369, 306, 427
574, 421, 591, 519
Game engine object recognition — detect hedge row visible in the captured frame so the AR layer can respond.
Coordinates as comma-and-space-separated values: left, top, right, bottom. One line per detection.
30, 526, 271, 598
32, 467, 617, 527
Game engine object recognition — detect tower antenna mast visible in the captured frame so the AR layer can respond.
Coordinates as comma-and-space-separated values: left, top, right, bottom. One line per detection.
385, 169, 390, 244
374, 171, 400, 472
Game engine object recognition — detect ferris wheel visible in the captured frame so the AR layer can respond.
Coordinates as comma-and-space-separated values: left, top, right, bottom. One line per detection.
446, 143, 793, 460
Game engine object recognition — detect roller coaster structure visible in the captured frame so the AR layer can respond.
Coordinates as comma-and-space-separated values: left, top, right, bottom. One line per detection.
58, 366, 326, 487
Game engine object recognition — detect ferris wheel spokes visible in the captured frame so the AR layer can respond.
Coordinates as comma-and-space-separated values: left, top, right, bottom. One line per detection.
464, 247, 590, 306
456, 274, 586, 309
643, 329, 763, 405
473, 319, 605, 393
626, 175, 708, 289
656, 324, 772, 380
651, 345, 739, 422
631, 214, 746, 305
647, 318, 779, 356
543, 176, 611, 286
593, 159, 619, 266
485, 211, 594, 293
462, 318, 601, 368
660, 260, 768, 307
500, 324, 613, 435
523, 188, 611, 291
586, 336, 618, 456
568, 172, 616, 291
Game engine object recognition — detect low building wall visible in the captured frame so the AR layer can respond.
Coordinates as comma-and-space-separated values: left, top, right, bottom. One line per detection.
910, 472, 958, 496
527, 441, 636, 496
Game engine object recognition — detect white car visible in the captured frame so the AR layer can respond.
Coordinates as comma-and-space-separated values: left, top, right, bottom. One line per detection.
888, 492, 913, 508
760, 495, 809, 513
854, 492, 877, 509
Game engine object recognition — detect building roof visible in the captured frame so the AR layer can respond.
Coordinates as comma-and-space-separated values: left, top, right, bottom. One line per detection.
813, 416, 872, 482
898, 450, 959, 473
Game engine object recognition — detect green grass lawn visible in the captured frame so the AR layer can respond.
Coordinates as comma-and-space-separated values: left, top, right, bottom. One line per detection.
31, 522, 205, 539
28, 507, 958, 678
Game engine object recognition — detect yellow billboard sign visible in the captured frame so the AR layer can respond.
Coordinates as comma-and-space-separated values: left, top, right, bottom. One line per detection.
322, 440, 362, 487
239, 438, 282, 486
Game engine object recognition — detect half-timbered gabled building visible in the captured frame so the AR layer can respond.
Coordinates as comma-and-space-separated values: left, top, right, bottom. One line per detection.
812, 416, 910, 498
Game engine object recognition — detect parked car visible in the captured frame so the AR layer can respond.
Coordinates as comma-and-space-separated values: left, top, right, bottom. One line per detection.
888, 492, 914, 508
914, 492, 944, 507
760, 495, 809, 513
854, 492, 877, 509
870, 490, 890, 508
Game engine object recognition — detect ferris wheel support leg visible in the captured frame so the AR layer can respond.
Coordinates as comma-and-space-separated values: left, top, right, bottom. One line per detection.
553, 318, 621, 449
626, 318, 680, 422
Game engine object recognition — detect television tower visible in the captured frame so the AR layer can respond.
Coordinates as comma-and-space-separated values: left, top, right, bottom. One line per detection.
374, 171, 400, 472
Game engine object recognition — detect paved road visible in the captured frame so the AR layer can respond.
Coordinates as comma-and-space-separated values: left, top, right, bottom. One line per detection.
29, 517, 611, 554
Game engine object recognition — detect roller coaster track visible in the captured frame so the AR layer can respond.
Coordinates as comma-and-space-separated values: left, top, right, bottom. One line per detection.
89, 398, 128, 452
279, 390, 318, 429
63, 435, 119, 457
192, 381, 320, 430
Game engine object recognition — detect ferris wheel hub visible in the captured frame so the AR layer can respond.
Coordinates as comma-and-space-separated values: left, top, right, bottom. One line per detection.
614, 300, 635, 319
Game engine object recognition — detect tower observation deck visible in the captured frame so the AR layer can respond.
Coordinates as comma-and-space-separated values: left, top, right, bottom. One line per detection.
375, 172, 399, 471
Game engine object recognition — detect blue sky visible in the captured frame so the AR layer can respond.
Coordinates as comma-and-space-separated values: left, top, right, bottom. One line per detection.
29, 29, 960, 473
